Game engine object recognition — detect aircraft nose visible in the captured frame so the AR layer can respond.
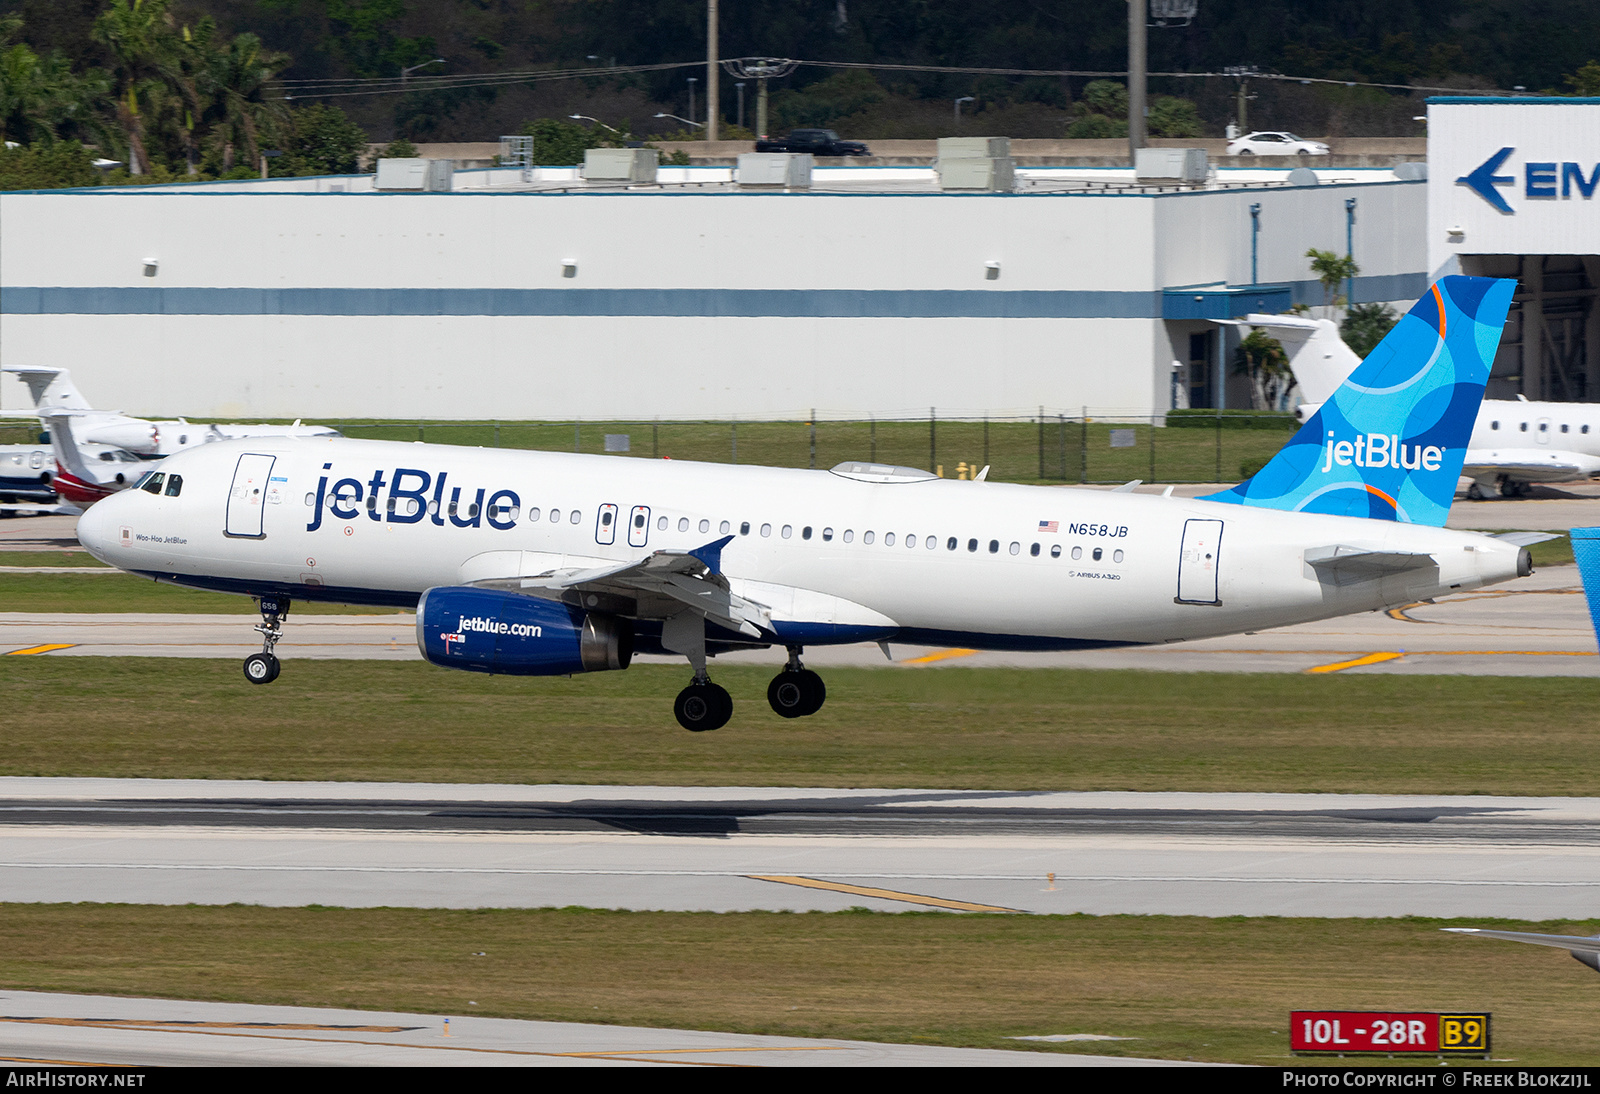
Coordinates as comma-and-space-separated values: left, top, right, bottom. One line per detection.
76, 490, 130, 565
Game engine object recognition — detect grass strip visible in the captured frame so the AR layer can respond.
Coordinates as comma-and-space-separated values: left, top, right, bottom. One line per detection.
0, 573, 404, 614
0, 904, 1593, 1066
1, 659, 1597, 793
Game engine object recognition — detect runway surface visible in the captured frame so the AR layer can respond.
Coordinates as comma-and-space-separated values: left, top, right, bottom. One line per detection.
0, 990, 1173, 1067
4, 560, 1595, 674
4, 778, 1599, 918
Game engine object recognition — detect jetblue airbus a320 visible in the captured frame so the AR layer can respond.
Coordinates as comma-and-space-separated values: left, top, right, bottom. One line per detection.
76, 277, 1533, 731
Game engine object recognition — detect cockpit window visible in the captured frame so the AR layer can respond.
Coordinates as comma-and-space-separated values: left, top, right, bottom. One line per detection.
138, 472, 165, 494
164, 474, 183, 497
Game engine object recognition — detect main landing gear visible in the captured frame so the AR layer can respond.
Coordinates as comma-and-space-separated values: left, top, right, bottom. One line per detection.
675, 670, 733, 732
244, 595, 289, 684
766, 646, 826, 719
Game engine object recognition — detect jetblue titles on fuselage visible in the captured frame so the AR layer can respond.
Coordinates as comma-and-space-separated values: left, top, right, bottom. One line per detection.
305, 463, 521, 533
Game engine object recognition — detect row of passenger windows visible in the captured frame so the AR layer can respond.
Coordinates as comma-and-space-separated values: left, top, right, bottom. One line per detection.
1490, 421, 1592, 434
302, 488, 1126, 564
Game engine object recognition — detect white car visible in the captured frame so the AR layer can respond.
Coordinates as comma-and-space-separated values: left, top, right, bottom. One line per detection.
1226, 131, 1329, 156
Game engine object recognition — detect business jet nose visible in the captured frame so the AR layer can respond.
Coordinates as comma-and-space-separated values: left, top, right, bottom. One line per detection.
76, 490, 131, 565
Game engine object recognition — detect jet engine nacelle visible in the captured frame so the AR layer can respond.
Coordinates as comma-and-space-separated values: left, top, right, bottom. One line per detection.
80, 421, 159, 454
416, 585, 633, 676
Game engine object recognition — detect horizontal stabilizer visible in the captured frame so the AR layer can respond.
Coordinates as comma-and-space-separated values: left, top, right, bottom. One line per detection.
1304, 544, 1435, 584
1491, 531, 1562, 547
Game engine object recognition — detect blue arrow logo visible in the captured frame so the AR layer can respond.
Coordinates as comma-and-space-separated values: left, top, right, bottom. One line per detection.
1457, 146, 1515, 213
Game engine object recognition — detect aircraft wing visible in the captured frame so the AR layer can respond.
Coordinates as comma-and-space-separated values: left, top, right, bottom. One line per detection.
471, 536, 773, 638
1443, 928, 1600, 973
1304, 544, 1436, 584
1463, 448, 1600, 484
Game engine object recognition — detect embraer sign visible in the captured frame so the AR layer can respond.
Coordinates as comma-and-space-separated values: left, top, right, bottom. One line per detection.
1458, 146, 1600, 213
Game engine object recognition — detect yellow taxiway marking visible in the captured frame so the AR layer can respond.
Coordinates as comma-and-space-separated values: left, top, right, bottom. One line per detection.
5, 644, 76, 656
902, 648, 978, 664
748, 874, 1018, 913
1305, 651, 1406, 674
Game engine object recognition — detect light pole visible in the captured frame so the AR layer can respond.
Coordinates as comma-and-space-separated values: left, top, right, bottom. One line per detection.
1127, 0, 1145, 164
705, 0, 719, 141
735, 82, 746, 131
954, 96, 975, 127
687, 77, 697, 134
400, 58, 445, 81
569, 114, 625, 141
654, 112, 704, 131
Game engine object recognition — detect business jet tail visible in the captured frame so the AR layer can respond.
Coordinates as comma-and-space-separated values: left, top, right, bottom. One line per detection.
1200, 275, 1515, 526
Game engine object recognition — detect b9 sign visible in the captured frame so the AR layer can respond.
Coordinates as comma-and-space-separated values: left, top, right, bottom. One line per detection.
1290, 1012, 1490, 1055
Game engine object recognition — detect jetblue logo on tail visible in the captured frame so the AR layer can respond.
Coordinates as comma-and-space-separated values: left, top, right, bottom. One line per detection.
1201, 276, 1516, 526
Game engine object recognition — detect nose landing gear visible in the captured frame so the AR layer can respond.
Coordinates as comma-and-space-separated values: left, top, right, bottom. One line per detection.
767, 646, 825, 718
244, 595, 289, 684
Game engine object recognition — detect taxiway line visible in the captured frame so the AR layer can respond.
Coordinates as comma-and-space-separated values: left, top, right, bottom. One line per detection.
748, 874, 1019, 912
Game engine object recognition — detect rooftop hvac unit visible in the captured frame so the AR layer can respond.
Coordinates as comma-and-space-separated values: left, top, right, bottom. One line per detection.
581, 147, 660, 184
374, 157, 453, 191
1133, 147, 1209, 185
936, 136, 1011, 159
735, 152, 814, 188
936, 157, 1015, 191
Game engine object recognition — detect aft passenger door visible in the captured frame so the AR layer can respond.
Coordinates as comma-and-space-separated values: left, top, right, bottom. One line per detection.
1176, 519, 1223, 605
225, 453, 276, 538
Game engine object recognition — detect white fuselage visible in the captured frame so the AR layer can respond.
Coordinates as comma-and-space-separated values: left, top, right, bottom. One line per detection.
77, 437, 1528, 648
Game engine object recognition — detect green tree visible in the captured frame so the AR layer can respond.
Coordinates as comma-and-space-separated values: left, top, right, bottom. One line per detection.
518, 117, 606, 166
375, 136, 418, 159
92, 0, 173, 175
1341, 302, 1399, 357
1566, 61, 1600, 96
1233, 328, 1293, 410
1147, 95, 1204, 138
203, 31, 290, 173
1306, 248, 1359, 309
1066, 80, 1130, 138
274, 102, 369, 175
0, 141, 101, 189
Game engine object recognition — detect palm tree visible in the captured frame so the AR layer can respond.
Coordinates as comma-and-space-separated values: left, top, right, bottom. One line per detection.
93, 0, 173, 175
204, 32, 290, 173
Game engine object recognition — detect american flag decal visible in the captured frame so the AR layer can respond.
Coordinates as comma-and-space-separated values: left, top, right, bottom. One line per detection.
1039, 520, 1058, 532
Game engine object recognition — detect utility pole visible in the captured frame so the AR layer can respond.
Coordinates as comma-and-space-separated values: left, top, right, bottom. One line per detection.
706, 0, 719, 141
687, 77, 697, 132
722, 58, 798, 141
1128, 0, 1147, 165
1224, 65, 1259, 134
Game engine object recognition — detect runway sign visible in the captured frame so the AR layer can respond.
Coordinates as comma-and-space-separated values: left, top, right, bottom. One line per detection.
1290, 1012, 1490, 1055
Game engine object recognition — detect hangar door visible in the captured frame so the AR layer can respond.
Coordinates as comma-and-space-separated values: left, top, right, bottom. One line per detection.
225, 453, 276, 538
1176, 519, 1223, 605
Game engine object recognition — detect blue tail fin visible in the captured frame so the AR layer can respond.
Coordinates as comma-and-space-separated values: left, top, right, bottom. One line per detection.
1572, 528, 1600, 643
1200, 276, 1516, 526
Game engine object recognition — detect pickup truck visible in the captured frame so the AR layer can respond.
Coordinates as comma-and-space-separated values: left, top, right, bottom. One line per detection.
754, 129, 870, 157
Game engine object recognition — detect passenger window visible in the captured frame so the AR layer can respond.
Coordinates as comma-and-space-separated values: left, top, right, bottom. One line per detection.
1491, 421, 1499, 430
863, 531, 875, 544
140, 473, 165, 495
967, 538, 978, 552
679, 517, 690, 532
386, 497, 397, 513
164, 474, 182, 497
948, 537, 957, 550
304, 492, 314, 506
802, 526, 812, 540
843, 530, 854, 543
1540, 422, 1548, 432
822, 527, 833, 541
549, 508, 560, 523
1520, 422, 1528, 431
468, 502, 481, 518
699, 519, 710, 533
1030, 543, 1040, 557
657, 515, 668, 530
781, 525, 792, 538
1051, 545, 1061, 558
761, 523, 772, 537
884, 533, 894, 546
988, 540, 999, 554
527, 508, 540, 522
1009, 542, 1020, 555
926, 537, 936, 550
570, 510, 581, 524
1092, 547, 1103, 561
905, 535, 915, 548
1071, 546, 1082, 560
1113, 549, 1124, 563
740, 522, 750, 535
1562, 424, 1570, 433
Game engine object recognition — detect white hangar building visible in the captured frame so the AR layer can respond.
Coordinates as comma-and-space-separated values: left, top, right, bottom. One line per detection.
0, 163, 1426, 422
1429, 96, 1600, 402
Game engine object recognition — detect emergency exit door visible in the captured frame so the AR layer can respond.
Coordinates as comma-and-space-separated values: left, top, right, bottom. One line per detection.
225, 453, 276, 538
1176, 519, 1223, 605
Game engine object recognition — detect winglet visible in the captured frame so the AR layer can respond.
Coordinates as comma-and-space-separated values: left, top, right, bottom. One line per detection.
1571, 528, 1600, 643
689, 534, 735, 575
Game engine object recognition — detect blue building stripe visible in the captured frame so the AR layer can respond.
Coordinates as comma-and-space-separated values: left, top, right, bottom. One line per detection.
1, 277, 1426, 319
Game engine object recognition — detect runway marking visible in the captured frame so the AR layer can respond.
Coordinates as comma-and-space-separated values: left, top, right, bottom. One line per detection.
2, 1016, 418, 1033
0, 1015, 830, 1065
748, 874, 1019, 912
1386, 603, 1437, 624
5, 644, 76, 656
901, 648, 978, 664
1305, 651, 1405, 674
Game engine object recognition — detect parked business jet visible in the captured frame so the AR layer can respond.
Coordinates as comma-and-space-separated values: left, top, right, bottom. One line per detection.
2, 367, 340, 457
76, 277, 1531, 731
1252, 314, 1600, 499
